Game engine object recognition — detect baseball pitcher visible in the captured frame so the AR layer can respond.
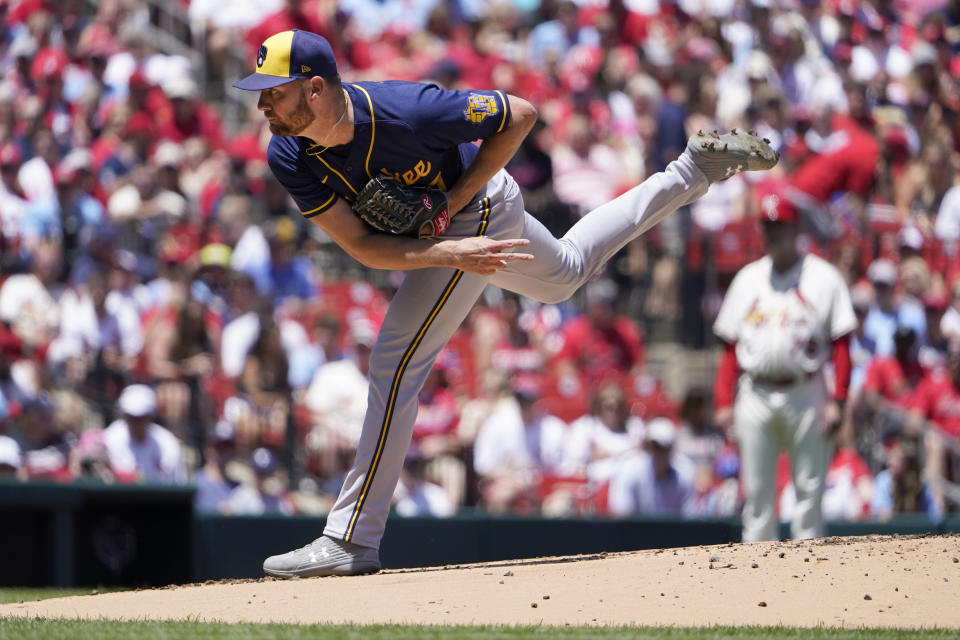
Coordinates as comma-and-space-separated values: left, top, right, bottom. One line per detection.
234, 29, 779, 576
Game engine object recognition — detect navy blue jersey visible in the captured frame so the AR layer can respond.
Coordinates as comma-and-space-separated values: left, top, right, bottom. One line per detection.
266, 81, 512, 218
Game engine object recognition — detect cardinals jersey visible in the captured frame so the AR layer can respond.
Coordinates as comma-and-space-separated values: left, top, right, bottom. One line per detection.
714, 254, 856, 379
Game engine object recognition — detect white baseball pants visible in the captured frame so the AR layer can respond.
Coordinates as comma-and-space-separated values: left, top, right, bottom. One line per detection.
734, 375, 833, 542
323, 155, 709, 548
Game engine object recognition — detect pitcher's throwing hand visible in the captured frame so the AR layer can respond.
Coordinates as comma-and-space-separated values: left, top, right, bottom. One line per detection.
443, 237, 533, 275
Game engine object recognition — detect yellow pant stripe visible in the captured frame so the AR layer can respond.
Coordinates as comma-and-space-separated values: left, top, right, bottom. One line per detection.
343, 197, 492, 541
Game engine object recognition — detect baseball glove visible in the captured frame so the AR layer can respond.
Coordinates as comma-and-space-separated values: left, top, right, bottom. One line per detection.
352, 176, 451, 238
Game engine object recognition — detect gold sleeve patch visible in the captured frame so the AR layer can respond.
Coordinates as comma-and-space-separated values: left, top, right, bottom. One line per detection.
464, 93, 499, 125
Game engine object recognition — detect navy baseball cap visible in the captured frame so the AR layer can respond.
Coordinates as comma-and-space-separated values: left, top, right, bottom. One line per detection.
233, 30, 338, 92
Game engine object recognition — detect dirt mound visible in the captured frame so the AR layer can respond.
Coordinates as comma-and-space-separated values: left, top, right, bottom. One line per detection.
3, 534, 959, 628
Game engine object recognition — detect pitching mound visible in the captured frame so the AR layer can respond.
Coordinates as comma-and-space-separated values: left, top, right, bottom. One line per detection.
2, 534, 959, 628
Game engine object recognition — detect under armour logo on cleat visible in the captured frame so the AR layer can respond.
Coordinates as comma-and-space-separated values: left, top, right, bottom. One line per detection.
725, 164, 744, 177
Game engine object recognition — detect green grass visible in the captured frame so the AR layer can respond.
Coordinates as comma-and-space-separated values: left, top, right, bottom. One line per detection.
0, 621, 957, 640
0, 587, 126, 605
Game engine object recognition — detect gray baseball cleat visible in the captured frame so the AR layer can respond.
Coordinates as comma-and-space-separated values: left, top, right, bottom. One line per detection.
262, 535, 381, 578
685, 129, 779, 183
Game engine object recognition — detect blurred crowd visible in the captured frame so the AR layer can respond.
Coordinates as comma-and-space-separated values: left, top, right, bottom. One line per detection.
0, 0, 959, 526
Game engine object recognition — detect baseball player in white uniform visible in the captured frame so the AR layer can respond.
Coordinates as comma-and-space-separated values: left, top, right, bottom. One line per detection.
713, 184, 856, 542
234, 30, 779, 577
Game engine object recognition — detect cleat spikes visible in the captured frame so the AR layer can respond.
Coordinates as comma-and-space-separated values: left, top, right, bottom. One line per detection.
685, 129, 779, 183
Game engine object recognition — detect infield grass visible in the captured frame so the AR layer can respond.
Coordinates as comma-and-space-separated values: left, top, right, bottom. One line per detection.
0, 587, 127, 604
0, 620, 957, 639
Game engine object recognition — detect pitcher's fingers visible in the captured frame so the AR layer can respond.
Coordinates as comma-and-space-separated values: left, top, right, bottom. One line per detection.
489, 238, 531, 250
496, 252, 535, 262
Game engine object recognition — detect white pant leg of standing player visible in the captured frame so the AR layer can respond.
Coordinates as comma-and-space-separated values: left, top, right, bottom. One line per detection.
783, 377, 832, 540
734, 378, 784, 542
263, 133, 779, 578
735, 377, 831, 542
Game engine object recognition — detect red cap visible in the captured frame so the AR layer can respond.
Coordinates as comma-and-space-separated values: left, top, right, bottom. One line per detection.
0, 142, 22, 167
128, 70, 151, 89
756, 183, 798, 223
30, 47, 68, 82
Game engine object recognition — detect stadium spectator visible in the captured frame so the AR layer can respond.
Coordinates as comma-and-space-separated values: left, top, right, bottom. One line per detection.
0, 430, 22, 476
266, 216, 316, 304
229, 315, 292, 449
194, 420, 241, 514
549, 113, 630, 214
410, 355, 464, 509
393, 449, 455, 518
607, 417, 694, 518
863, 259, 922, 357
144, 291, 218, 445
470, 291, 554, 383
0, 242, 62, 350
920, 291, 949, 370
303, 318, 373, 485
564, 379, 645, 483
50, 267, 140, 417
103, 384, 186, 484
786, 105, 880, 239
870, 435, 937, 521
157, 77, 226, 150
908, 340, 960, 520
848, 282, 878, 394
857, 326, 924, 437
15, 394, 73, 482
473, 372, 569, 514
553, 277, 645, 382
934, 180, 960, 242
220, 195, 271, 295
674, 387, 727, 474
0, 141, 28, 253
219, 272, 261, 379
225, 446, 295, 515
69, 428, 116, 483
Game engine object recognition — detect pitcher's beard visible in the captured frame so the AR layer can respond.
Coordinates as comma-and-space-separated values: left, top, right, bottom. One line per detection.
268, 93, 315, 136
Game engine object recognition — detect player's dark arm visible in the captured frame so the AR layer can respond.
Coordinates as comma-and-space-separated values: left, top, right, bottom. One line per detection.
308, 198, 533, 275
445, 95, 538, 216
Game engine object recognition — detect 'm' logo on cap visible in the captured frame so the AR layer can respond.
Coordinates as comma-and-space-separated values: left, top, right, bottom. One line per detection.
257, 45, 267, 68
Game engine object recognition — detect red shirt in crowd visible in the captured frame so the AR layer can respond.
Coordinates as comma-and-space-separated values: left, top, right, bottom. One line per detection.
554, 315, 644, 380
862, 355, 924, 409
910, 368, 960, 439
789, 118, 880, 203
